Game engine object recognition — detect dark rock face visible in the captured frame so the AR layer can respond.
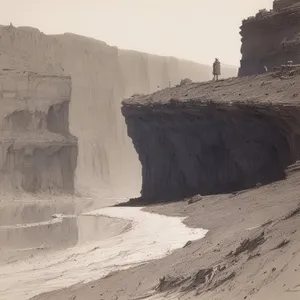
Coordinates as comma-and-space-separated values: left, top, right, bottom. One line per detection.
239, 0, 300, 76
273, 0, 300, 10
124, 106, 295, 201
122, 73, 300, 202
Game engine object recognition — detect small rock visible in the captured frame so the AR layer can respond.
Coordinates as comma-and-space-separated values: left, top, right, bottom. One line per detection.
183, 241, 192, 248
218, 265, 226, 271
188, 194, 202, 205
179, 78, 192, 86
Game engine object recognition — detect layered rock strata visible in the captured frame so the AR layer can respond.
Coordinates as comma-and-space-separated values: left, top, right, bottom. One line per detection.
0, 25, 237, 197
0, 70, 78, 193
122, 71, 300, 202
239, 0, 300, 76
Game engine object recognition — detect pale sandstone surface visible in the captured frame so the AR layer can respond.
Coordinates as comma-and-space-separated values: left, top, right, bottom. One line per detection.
0, 25, 237, 198
0, 70, 77, 193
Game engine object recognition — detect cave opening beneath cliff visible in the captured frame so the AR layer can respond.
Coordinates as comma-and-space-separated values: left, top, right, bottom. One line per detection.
126, 105, 300, 203
47, 103, 69, 136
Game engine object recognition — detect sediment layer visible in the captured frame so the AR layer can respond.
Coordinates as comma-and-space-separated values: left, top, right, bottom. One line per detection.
0, 25, 237, 197
122, 72, 300, 202
0, 70, 78, 193
239, 0, 300, 76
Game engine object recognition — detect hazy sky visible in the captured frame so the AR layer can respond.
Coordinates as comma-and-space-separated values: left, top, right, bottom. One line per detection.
1, 0, 273, 66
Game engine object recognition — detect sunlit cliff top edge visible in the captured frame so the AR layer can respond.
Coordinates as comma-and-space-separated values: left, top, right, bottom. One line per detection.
0, 24, 237, 70
122, 69, 300, 110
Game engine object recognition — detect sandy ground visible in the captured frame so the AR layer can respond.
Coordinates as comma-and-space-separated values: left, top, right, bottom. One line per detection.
28, 166, 300, 300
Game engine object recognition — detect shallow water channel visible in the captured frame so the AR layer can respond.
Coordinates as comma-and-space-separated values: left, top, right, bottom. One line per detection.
0, 206, 208, 300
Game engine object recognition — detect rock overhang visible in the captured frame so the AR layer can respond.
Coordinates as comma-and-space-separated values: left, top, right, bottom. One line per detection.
122, 73, 300, 202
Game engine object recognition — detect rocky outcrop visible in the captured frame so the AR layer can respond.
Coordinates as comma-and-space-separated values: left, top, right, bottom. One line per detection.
122, 72, 300, 202
239, 0, 300, 76
0, 70, 78, 193
0, 25, 237, 197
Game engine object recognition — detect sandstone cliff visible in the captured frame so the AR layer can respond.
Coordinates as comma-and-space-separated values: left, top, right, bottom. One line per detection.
122, 71, 300, 202
239, 0, 300, 76
0, 70, 78, 193
0, 25, 237, 197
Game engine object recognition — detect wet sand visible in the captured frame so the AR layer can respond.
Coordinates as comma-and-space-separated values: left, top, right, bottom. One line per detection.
0, 203, 206, 300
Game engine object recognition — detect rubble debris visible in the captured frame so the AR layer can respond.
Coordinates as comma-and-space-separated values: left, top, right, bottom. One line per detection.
273, 239, 290, 250
187, 195, 203, 205
228, 232, 265, 257
284, 204, 300, 220
179, 78, 192, 86
183, 241, 192, 248
156, 275, 188, 292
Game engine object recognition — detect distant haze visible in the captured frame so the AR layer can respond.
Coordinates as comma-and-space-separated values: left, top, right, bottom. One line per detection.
2, 0, 273, 66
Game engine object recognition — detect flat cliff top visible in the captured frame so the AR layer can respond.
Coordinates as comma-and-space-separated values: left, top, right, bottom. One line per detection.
242, 1, 300, 26
122, 72, 300, 111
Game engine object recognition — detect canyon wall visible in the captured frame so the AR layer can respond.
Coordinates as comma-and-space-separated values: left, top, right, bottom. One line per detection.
122, 72, 300, 202
239, 0, 300, 76
0, 70, 78, 193
0, 25, 237, 197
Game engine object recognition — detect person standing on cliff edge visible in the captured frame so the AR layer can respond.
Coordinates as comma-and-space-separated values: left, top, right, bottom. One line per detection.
213, 58, 221, 81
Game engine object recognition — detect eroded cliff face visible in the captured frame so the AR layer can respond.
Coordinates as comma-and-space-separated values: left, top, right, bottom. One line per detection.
239, 0, 300, 76
122, 72, 300, 202
0, 25, 237, 197
0, 70, 78, 193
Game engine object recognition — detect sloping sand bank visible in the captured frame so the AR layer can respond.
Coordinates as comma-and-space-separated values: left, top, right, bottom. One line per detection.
32, 167, 300, 300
